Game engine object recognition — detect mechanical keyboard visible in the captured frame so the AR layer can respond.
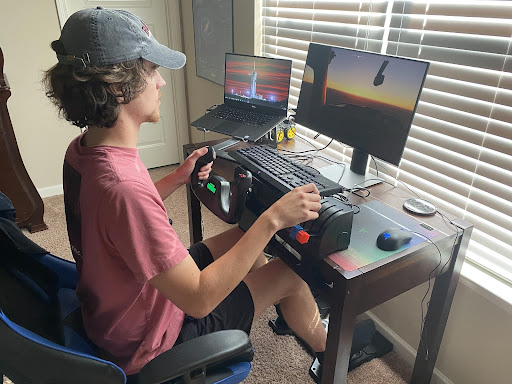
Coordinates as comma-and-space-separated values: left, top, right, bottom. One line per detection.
229, 145, 344, 197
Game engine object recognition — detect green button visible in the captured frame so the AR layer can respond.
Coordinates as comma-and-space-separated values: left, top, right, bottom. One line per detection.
206, 182, 216, 194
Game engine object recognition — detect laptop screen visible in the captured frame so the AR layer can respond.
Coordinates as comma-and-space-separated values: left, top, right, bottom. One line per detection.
224, 53, 292, 112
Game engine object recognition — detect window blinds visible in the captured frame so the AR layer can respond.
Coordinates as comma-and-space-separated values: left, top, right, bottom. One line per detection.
261, 0, 512, 285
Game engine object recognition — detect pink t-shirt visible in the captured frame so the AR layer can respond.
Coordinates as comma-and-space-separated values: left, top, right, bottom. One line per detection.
63, 133, 189, 374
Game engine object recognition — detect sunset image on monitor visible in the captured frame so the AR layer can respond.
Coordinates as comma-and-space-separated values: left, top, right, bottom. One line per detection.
295, 43, 429, 166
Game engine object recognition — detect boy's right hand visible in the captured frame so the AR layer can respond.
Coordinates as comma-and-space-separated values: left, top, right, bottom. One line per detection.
264, 183, 322, 231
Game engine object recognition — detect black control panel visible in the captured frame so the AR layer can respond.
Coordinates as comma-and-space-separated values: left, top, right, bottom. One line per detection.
238, 177, 353, 262
191, 147, 354, 262
191, 147, 252, 224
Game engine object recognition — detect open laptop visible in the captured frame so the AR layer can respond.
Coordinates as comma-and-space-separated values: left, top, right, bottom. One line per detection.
191, 53, 292, 142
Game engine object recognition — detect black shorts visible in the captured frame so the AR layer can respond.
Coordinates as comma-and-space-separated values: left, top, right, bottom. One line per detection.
174, 242, 255, 346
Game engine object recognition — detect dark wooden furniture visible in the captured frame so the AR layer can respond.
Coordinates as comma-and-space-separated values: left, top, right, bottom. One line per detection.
184, 139, 473, 384
0, 46, 47, 232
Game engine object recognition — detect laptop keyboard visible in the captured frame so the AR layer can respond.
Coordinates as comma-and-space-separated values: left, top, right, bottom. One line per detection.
229, 145, 344, 197
213, 106, 274, 127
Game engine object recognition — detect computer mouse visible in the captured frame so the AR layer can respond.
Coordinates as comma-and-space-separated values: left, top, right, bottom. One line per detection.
376, 227, 413, 251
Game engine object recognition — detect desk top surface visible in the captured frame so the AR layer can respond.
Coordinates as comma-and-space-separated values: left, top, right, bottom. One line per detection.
328, 199, 441, 272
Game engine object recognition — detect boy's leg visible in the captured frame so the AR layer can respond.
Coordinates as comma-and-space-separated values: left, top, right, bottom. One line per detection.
243, 259, 327, 353
201, 227, 268, 270
202, 227, 326, 352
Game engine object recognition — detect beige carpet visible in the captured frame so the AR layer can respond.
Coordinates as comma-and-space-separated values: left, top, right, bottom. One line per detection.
3, 165, 413, 383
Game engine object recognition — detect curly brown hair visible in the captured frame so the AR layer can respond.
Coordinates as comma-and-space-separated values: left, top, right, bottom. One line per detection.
43, 40, 149, 128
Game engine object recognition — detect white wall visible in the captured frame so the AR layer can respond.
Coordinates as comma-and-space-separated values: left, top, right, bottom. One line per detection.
180, 0, 258, 144
370, 280, 512, 383
1, 0, 80, 192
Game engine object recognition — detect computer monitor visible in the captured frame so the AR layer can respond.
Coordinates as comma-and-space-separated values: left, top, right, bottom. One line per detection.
295, 43, 429, 187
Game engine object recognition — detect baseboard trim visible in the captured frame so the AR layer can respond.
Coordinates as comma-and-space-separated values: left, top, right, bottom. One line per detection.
365, 311, 453, 384
38, 184, 63, 198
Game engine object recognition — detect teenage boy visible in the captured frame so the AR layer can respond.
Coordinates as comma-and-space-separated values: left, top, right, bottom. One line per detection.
44, 7, 326, 376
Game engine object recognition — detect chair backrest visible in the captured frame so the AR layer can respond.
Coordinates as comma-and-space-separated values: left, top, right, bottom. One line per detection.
0, 217, 62, 343
0, 217, 127, 384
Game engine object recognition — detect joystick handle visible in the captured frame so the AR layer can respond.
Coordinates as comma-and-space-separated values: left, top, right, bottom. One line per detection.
191, 146, 216, 187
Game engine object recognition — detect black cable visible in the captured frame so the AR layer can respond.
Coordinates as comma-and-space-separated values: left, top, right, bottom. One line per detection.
279, 134, 334, 155
351, 178, 397, 191
412, 217, 462, 360
331, 192, 361, 214
281, 132, 320, 152
313, 155, 347, 166
436, 210, 462, 276
346, 186, 371, 198
335, 162, 347, 184
372, 159, 421, 198
278, 134, 353, 183
373, 159, 411, 194
279, 137, 347, 177
409, 230, 443, 360
375, 179, 397, 188
285, 152, 347, 171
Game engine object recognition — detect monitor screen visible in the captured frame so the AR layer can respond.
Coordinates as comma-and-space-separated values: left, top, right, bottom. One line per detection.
295, 43, 429, 169
224, 53, 292, 111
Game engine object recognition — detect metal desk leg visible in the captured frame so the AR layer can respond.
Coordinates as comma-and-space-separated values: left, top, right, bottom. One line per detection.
410, 220, 472, 383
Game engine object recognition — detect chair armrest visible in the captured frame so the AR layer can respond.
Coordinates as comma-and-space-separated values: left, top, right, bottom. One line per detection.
132, 329, 253, 384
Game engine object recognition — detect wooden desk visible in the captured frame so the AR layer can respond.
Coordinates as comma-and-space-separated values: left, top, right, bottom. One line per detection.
184, 140, 473, 384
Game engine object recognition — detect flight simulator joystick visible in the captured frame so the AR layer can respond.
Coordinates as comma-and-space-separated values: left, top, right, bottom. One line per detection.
191, 147, 253, 224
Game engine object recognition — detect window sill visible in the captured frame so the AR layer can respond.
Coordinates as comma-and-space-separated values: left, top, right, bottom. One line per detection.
460, 261, 512, 316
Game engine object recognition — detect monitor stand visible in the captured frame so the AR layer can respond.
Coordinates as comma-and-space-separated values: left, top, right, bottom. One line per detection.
325, 148, 384, 190
319, 163, 383, 190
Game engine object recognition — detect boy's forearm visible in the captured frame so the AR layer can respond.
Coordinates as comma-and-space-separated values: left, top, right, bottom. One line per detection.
197, 212, 279, 312
154, 170, 185, 200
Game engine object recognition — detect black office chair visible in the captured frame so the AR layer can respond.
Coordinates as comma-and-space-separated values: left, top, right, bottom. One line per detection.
0, 216, 253, 384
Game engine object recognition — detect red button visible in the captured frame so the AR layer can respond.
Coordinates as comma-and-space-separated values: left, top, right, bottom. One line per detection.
296, 231, 310, 244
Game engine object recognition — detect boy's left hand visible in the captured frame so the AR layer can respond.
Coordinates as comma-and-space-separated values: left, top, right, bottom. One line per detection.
176, 147, 213, 185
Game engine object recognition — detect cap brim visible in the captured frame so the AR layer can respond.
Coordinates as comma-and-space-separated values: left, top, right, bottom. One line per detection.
143, 39, 186, 69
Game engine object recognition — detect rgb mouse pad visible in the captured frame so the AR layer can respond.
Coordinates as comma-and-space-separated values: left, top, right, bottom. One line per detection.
328, 200, 439, 272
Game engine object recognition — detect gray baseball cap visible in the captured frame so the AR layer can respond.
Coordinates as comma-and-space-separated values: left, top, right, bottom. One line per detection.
55, 7, 186, 69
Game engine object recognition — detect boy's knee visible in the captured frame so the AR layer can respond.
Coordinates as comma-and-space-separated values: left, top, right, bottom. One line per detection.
273, 259, 310, 295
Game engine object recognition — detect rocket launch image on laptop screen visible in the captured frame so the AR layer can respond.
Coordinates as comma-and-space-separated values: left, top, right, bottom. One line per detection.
224, 54, 291, 111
